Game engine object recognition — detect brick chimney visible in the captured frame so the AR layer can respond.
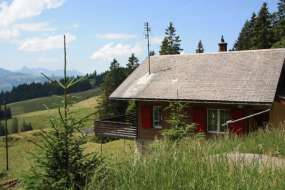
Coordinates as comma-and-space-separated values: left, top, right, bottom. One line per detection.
218, 35, 227, 52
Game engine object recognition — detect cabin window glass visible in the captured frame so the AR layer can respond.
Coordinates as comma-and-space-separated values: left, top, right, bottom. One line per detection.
207, 109, 230, 133
153, 106, 161, 129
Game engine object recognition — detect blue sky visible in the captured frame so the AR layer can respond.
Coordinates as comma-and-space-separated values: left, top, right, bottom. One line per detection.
0, 0, 279, 74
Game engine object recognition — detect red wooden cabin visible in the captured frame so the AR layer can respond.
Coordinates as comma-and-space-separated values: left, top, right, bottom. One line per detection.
95, 47, 285, 141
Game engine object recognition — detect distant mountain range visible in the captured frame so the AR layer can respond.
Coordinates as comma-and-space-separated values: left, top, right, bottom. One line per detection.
0, 67, 82, 92
18, 66, 81, 77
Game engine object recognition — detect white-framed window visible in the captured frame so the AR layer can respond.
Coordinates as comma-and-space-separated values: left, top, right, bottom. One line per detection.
207, 109, 230, 134
152, 106, 161, 129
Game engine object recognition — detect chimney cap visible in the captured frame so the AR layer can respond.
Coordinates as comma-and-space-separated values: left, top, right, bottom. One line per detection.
218, 35, 227, 52
221, 35, 225, 43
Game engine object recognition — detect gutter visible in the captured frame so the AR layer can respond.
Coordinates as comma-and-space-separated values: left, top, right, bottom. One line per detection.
109, 97, 272, 106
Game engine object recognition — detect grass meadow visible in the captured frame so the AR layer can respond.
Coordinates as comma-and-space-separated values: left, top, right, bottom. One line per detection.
88, 128, 285, 190
8, 88, 101, 115
4, 88, 101, 132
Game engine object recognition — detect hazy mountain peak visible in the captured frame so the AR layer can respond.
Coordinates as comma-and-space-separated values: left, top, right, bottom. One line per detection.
18, 66, 82, 77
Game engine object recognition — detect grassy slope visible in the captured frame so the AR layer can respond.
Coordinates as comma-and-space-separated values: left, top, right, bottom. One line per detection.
0, 131, 134, 182
4, 88, 101, 131
8, 88, 101, 115
0, 89, 136, 183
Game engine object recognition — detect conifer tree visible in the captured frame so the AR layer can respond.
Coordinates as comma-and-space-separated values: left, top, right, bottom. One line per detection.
252, 3, 274, 49
234, 13, 257, 50
272, 0, 285, 47
278, 0, 285, 19
196, 40, 204, 53
97, 59, 128, 118
126, 53, 139, 74
159, 22, 183, 55
149, 50, 155, 56
24, 35, 104, 190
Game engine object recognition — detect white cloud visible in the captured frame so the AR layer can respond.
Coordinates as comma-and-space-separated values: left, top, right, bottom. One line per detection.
90, 43, 144, 61
18, 33, 76, 52
96, 33, 137, 40
151, 36, 163, 45
0, 28, 19, 40
0, 0, 64, 27
0, 0, 64, 40
15, 22, 55, 32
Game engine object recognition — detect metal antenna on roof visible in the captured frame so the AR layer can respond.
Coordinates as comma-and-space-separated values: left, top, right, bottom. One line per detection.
144, 22, 151, 74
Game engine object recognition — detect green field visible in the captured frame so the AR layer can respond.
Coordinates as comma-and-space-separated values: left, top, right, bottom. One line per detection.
3, 88, 102, 133
0, 88, 136, 185
8, 88, 101, 115
0, 131, 134, 185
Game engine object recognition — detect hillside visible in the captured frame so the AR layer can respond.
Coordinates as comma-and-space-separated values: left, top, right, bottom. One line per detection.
1, 88, 101, 133
8, 88, 101, 115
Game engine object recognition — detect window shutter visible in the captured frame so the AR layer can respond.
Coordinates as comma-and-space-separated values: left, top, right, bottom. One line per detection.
141, 105, 152, 128
230, 110, 245, 135
191, 108, 207, 132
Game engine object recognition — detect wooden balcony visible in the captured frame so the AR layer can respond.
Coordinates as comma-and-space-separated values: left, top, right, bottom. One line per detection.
94, 114, 137, 139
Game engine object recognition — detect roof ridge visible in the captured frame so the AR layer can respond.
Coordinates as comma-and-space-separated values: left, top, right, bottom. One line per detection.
151, 48, 285, 58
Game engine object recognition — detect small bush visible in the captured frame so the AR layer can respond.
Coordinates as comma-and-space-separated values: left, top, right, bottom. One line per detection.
10, 118, 19, 134
162, 124, 196, 141
21, 120, 33, 132
0, 121, 5, 136
163, 102, 197, 141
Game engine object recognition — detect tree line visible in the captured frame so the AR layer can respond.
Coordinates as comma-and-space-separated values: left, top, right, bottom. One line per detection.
0, 71, 106, 104
97, 53, 139, 118
234, 1, 285, 50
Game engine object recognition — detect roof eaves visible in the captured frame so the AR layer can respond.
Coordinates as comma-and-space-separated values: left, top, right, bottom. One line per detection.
109, 97, 273, 106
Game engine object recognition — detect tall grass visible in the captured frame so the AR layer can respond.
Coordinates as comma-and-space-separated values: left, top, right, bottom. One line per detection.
88, 128, 285, 190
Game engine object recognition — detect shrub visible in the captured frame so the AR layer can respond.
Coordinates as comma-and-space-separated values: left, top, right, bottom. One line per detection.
162, 124, 196, 141
0, 121, 4, 136
162, 102, 197, 141
21, 120, 33, 132
10, 118, 19, 134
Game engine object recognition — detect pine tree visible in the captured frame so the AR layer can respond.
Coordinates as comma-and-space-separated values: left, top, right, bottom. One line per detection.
149, 50, 155, 56
278, 0, 285, 19
196, 40, 204, 53
234, 13, 257, 50
252, 3, 274, 49
97, 59, 128, 118
272, 0, 285, 47
109, 59, 120, 70
24, 35, 104, 190
126, 53, 139, 74
159, 22, 183, 55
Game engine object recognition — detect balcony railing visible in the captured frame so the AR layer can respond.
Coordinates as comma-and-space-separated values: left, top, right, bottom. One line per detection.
94, 114, 137, 139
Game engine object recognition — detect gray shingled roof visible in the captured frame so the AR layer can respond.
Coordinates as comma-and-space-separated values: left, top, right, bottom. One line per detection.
110, 49, 285, 104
